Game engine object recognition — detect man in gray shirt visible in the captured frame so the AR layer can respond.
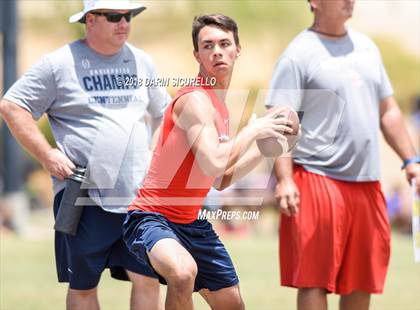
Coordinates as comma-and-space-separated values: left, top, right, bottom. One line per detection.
266, 0, 419, 309
0, 0, 170, 309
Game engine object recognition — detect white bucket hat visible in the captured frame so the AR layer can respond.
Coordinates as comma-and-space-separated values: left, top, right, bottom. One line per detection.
69, 0, 146, 24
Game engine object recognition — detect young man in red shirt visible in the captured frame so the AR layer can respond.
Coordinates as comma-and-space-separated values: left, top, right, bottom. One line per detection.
123, 14, 293, 309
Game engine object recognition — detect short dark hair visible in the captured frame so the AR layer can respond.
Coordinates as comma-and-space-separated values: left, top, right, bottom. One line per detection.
192, 14, 240, 52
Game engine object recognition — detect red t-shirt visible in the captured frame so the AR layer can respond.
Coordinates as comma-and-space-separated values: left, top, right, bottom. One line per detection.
128, 85, 229, 223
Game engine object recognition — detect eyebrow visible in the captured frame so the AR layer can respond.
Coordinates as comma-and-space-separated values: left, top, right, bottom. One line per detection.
201, 38, 232, 45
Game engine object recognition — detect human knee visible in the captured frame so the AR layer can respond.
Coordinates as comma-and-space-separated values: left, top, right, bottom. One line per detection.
68, 287, 97, 298
130, 274, 160, 293
217, 288, 244, 310
166, 264, 197, 289
227, 296, 244, 310
128, 271, 158, 285
299, 287, 327, 295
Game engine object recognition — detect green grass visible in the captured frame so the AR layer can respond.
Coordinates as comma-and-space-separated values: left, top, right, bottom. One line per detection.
1, 211, 419, 310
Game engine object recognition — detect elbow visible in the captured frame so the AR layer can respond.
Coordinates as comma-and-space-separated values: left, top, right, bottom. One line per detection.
203, 163, 225, 178
380, 108, 403, 134
0, 100, 7, 118
0, 99, 20, 121
194, 149, 227, 177
200, 158, 226, 178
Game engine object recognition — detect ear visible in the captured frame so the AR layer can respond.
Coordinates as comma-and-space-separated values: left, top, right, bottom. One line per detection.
85, 12, 95, 27
310, 0, 319, 10
193, 49, 201, 64
236, 44, 242, 58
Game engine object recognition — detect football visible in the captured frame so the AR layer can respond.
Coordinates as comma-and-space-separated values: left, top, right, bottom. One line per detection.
256, 107, 300, 157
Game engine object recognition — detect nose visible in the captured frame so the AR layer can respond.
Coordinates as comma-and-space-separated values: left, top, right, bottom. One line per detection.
116, 17, 130, 32
119, 16, 130, 26
213, 44, 223, 58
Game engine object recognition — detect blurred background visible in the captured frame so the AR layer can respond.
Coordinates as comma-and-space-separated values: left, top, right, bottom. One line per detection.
1, 1, 419, 309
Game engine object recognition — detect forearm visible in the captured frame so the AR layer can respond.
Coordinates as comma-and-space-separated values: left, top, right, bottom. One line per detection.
380, 105, 417, 160
215, 144, 263, 190
194, 124, 258, 177
0, 100, 52, 163
218, 125, 258, 172
274, 155, 294, 181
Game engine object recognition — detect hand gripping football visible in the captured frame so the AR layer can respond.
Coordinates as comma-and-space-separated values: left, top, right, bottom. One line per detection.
256, 107, 300, 157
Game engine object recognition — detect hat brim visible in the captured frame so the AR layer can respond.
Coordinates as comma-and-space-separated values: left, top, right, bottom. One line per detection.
69, 6, 146, 24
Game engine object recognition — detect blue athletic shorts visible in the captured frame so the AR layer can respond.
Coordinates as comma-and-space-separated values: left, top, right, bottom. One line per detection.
54, 190, 156, 290
123, 211, 239, 292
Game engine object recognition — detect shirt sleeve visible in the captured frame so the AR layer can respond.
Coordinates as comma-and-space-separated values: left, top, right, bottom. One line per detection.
146, 62, 171, 119
265, 56, 305, 112
3, 56, 57, 120
378, 62, 394, 102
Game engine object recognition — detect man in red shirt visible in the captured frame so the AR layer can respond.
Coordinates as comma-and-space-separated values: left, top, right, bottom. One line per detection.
123, 14, 293, 309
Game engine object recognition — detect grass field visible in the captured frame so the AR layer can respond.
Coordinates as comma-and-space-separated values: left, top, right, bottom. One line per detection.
0, 210, 419, 310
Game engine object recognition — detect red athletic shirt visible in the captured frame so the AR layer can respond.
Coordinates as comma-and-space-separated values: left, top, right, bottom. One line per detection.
128, 84, 229, 223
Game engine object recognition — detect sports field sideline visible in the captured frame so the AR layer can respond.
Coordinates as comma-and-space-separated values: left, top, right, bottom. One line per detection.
0, 209, 418, 310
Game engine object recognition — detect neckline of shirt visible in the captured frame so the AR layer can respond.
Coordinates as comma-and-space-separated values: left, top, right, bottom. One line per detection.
306, 27, 351, 42
77, 39, 126, 62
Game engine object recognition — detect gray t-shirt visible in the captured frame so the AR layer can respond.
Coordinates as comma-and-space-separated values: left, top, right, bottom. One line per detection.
4, 40, 171, 212
266, 28, 393, 181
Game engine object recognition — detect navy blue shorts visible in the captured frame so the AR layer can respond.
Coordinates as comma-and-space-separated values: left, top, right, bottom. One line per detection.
54, 190, 156, 290
123, 211, 239, 292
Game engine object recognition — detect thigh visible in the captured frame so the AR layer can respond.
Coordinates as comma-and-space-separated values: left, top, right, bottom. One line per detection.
176, 220, 239, 292
199, 285, 244, 310
280, 167, 348, 292
54, 191, 122, 289
148, 238, 197, 280
123, 211, 196, 282
108, 237, 157, 280
337, 182, 390, 294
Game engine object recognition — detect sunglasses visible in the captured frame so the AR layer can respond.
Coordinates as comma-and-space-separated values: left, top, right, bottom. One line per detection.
91, 12, 133, 23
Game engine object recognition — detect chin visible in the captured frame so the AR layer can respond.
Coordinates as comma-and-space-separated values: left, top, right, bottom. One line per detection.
115, 34, 128, 42
344, 7, 354, 17
213, 70, 231, 82
112, 39, 127, 48
215, 65, 232, 73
